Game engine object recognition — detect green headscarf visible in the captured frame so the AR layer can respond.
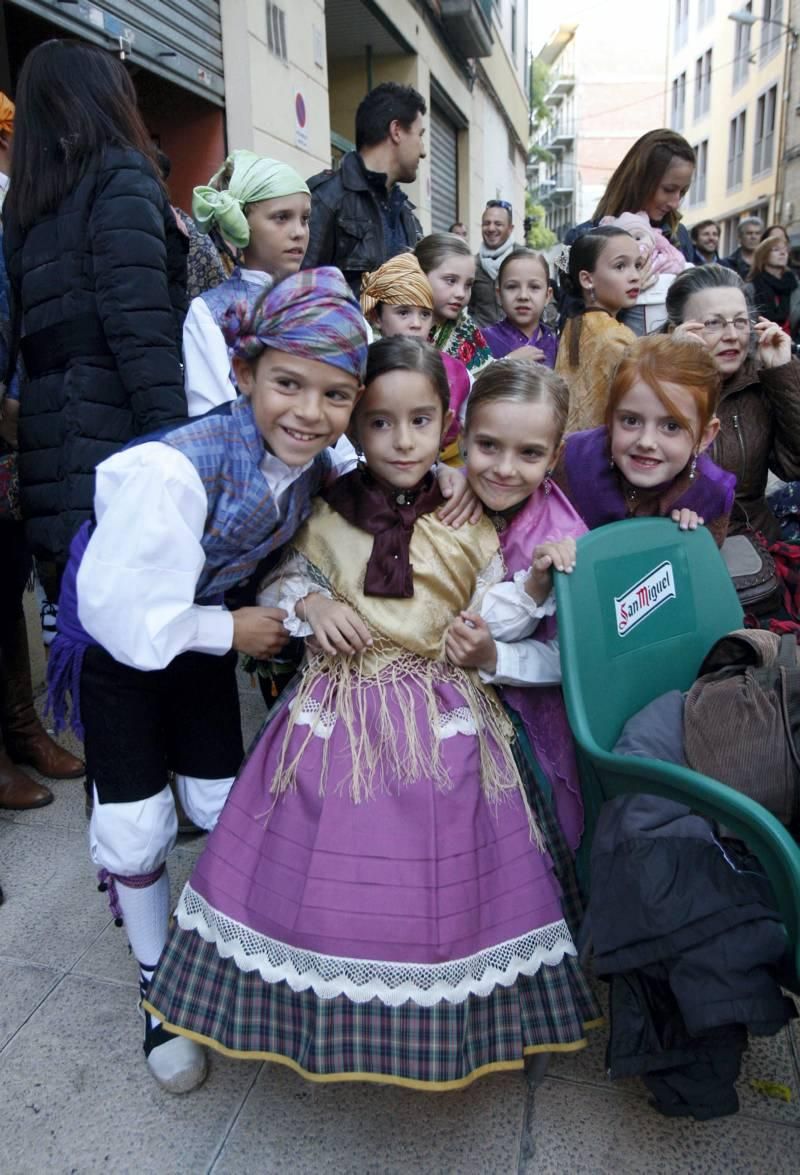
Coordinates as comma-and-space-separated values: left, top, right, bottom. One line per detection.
192, 150, 310, 248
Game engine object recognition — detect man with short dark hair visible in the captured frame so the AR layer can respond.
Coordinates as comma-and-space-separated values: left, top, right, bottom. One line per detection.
690, 219, 721, 265
722, 216, 764, 279
469, 199, 515, 327
304, 82, 426, 296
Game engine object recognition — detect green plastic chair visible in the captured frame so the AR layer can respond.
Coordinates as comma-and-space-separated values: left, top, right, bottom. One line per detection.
555, 517, 800, 981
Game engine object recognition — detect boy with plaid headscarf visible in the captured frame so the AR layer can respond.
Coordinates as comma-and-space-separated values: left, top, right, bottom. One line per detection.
48, 268, 369, 1091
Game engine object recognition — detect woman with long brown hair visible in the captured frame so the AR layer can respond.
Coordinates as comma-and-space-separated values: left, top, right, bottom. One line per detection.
746, 235, 798, 334
563, 129, 695, 334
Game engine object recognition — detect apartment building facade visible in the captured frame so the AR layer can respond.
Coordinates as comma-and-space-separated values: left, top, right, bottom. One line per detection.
668, 0, 789, 254
531, 1, 669, 241
1, 0, 530, 242
776, 0, 800, 241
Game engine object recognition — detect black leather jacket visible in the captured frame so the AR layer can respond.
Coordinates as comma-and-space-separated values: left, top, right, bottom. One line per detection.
303, 152, 422, 296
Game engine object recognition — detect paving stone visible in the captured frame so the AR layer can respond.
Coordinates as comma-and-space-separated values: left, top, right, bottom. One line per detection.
213, 1062, 527, 1175
0, 775, 90, 836
0, 959, 61, 1050
0, 974, 258, 1175
550, 980, 800, 1126
521, 1077, 799, 1175
737, 1023, 800, 1126
0, 821, 111, 971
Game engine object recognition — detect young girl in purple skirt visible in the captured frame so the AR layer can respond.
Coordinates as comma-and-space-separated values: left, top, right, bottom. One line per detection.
445, 361, 587, 854
146, 336, 599, 1090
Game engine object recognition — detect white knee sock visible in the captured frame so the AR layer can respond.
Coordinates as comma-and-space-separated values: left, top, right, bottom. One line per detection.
115, 869, 171, 975
114, 870, 171, 1031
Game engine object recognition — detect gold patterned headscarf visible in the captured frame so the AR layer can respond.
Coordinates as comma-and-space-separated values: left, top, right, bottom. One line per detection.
0, 92, 15, 137
359, 252, 435, 321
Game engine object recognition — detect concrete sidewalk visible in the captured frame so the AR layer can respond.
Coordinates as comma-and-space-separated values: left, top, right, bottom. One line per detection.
1, 674, 799, 1174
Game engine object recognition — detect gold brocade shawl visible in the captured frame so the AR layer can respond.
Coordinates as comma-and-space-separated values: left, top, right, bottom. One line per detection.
273, 504, 534, 831
294, 501, 499, 664
556, 313, 637, 434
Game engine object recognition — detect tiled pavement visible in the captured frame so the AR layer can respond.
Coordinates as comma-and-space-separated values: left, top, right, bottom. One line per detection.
2, 666, 799, 1174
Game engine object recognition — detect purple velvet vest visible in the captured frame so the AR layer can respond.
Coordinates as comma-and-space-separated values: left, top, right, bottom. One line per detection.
562, 427, 736, 530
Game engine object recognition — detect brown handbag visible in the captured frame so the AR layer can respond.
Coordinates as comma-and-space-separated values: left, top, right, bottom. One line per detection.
720, 534, 782, 615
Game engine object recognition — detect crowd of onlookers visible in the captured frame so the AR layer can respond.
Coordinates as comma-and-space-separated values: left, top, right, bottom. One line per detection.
690, 216, 800, 342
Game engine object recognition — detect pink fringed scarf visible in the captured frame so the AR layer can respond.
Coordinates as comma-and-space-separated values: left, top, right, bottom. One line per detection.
497, 483, 587, 851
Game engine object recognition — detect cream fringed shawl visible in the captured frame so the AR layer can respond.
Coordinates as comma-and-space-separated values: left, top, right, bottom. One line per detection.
270, 502, 537, 837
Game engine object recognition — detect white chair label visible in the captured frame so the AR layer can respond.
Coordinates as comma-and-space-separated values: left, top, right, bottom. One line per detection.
615, 561, 676, 637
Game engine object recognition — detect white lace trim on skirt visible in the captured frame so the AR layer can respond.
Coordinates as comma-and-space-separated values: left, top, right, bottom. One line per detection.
292, 699, 478, 741
176, 884, 576, 1007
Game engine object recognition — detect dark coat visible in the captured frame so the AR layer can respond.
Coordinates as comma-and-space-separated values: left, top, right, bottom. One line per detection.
590, 794, 795, 1119
711, 356, 800, 541
303, 151, 422, 297
3, 147, 188, 563
469, 258, 503, 329
722, 247, 752, 280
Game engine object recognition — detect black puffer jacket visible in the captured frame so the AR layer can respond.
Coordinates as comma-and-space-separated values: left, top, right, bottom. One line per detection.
3, 146, 188, 563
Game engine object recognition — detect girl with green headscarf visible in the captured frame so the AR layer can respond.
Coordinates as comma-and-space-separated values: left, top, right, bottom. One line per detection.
183, 150, 312, 417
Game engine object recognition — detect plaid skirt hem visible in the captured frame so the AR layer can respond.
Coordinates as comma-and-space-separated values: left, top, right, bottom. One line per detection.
141, 1005, 599, 1092
146, 926, 602, 1089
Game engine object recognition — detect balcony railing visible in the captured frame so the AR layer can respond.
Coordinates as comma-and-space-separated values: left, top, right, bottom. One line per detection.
552, 124, 576, 148
544, 74, 575, 103
536, 176, 574, 204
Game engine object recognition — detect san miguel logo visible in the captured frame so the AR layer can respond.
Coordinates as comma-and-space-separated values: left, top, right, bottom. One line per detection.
615, 561, 676, 637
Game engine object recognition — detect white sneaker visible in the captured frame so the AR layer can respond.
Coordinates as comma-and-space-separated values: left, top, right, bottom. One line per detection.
142, 1005, 207, 1094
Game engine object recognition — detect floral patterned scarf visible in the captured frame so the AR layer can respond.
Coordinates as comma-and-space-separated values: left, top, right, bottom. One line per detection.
431, 309, 493, 375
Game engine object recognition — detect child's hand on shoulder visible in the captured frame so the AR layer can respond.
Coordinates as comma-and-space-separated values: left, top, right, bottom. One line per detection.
299, 594, 372, 657
437, 466, 483, 527
671, 507, 704, 531
504, 345, 546, 364
232, 606, 290, 659
445, 612, 497, 673
525, 538, 577, 604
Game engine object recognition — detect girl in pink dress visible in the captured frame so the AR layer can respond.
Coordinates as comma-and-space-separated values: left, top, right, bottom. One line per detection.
446, 360, 587, 854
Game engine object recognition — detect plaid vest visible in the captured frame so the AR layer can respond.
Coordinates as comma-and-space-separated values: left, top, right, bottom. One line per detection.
162, 397, 330, 601
200, 268, 258, 326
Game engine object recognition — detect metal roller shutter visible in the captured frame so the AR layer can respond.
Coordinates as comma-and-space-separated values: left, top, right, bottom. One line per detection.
430, 102, 458, 232
8, 0, 224, 104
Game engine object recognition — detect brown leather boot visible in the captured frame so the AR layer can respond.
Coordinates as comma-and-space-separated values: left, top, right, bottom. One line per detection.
0, 748, 53, 809
1, 611, 85, 780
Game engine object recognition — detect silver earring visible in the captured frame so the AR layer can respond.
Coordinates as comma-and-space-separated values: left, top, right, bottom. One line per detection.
544, 471, 553, 496
609, 454, 615, 470
688, 452, 698, 481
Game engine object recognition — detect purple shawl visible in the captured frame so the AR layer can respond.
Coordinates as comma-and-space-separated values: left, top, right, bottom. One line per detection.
46, 521, 96, 739
482, 319, 558, 367
561, 427, 736, 530
498, 483, 587, 851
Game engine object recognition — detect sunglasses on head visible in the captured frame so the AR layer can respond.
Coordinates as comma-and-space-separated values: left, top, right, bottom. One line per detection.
486, 200, 512, 214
